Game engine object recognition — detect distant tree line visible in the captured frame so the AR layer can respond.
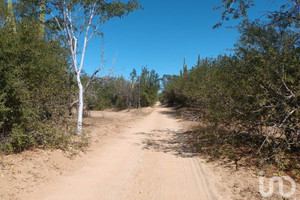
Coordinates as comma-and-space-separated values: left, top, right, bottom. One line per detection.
83, 67, 160, 110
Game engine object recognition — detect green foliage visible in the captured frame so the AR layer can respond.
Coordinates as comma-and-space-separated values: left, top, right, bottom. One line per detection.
139, 67, 160, 107
0, 20, 74, 152
161, 20, 299, 172
85, 67, 160, 110
9, 125, 35, 152
214, 0, 299, 28
0, 0, 141, 151
0, 0, 8, 28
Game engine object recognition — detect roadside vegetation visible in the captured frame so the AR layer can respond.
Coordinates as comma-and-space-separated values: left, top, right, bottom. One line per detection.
0, 3, 75, 152
0, 0, 158, 153
0, 0, 298, 180
161, 1, 299, 177
83, 67, 160, 110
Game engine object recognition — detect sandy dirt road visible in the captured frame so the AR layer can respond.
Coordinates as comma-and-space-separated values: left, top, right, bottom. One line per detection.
25, 105, 226, 200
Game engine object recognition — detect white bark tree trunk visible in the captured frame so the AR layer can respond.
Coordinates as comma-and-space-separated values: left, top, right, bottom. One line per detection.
52, 3, 111, 135
77, 73, 84, 135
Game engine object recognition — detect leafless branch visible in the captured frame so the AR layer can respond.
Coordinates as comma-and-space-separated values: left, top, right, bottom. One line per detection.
257, 108, 298, 154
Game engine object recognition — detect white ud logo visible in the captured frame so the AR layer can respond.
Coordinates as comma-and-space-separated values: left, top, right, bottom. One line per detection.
259, 173, 296, 198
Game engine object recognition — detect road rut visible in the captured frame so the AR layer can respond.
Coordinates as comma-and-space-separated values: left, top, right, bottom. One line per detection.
26, 105, 225, 200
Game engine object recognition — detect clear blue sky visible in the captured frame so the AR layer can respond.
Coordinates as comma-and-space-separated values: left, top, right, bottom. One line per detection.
84, 0, 282, 79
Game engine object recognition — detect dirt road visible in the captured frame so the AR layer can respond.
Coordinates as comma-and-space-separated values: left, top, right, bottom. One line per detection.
24, 105, 226, 200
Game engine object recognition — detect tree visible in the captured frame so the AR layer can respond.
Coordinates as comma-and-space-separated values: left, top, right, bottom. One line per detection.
83, 67, 160, 110
39, 0, 46, 39
7, 0, 16, 32
0, 20, 74, 151
130, 68, 137, 89
138, 67, 160, 107
52, 0, 140, 134
214, 0, 299, 28
160, 17, 299, 170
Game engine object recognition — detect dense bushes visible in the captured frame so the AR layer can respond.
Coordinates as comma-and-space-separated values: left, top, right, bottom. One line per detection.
0, 0, 154, 152
85, 67, 160, 110
161, 20, 299, 172
0, 22, 74, 152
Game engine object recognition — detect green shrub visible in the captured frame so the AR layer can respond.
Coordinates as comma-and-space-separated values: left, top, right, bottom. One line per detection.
161, 20, 299, 173
0, 21, 74, 152
9, 125, 35, 152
